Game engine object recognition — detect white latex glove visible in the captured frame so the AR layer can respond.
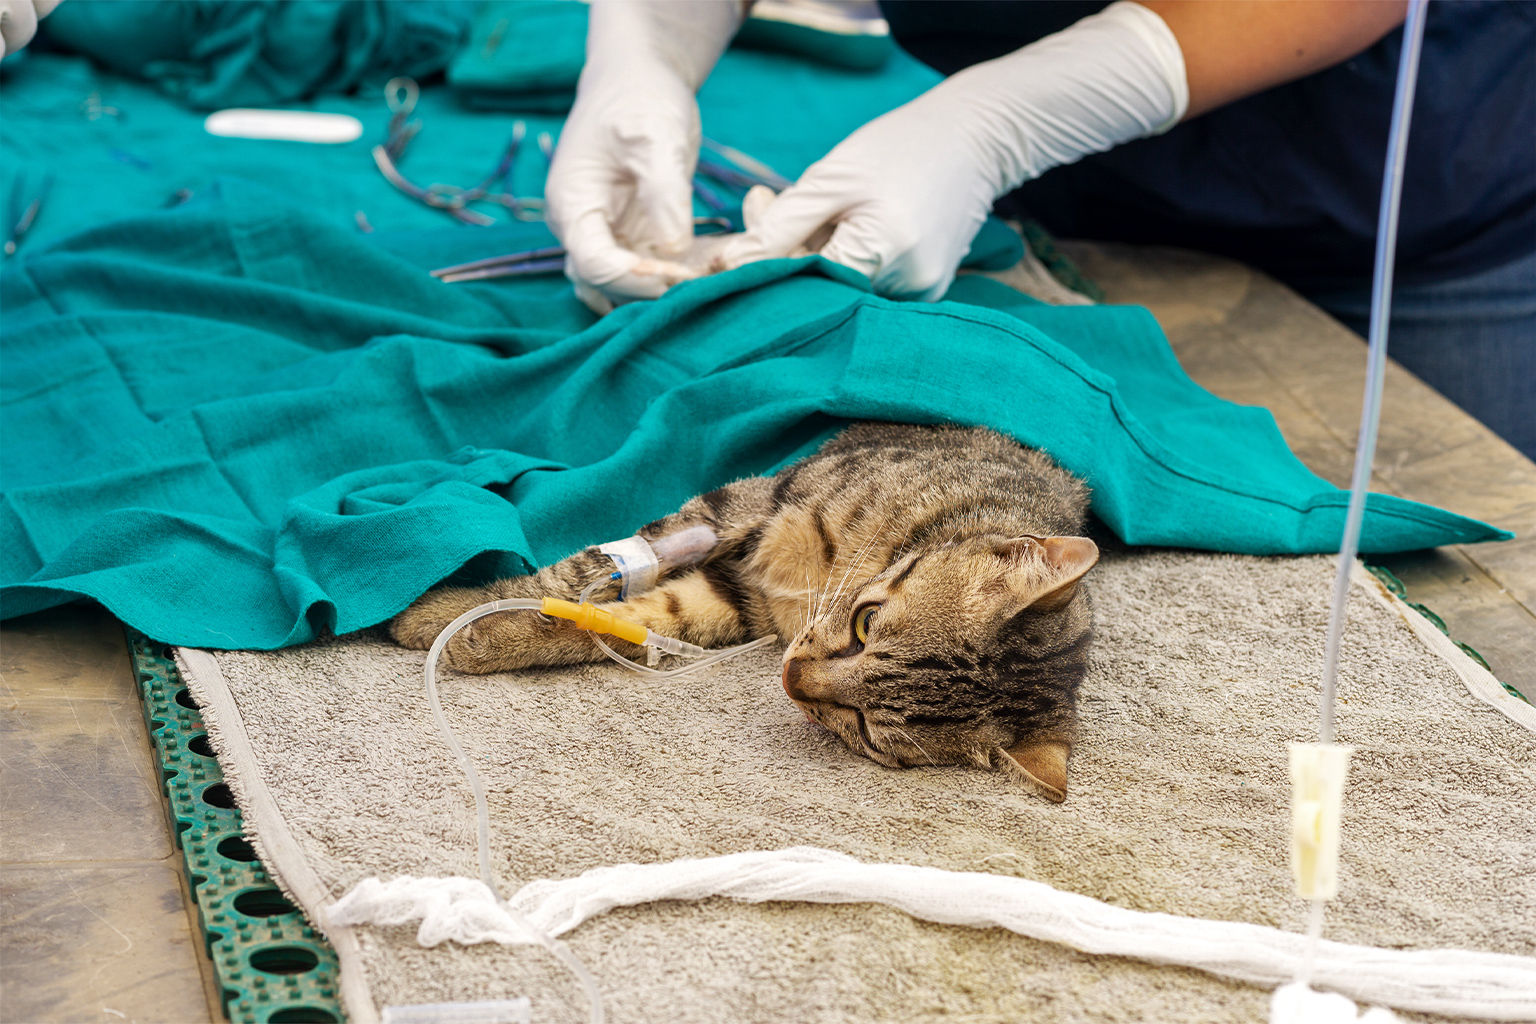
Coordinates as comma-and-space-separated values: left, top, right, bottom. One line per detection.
715, 1, 1189, 301
546, 0, 746, 315
0, 0, 61, 58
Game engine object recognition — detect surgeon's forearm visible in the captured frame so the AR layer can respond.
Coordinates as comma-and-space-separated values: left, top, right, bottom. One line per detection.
1137, 0, 1408, 119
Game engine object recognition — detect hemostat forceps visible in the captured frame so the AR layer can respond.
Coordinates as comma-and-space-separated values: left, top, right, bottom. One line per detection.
429, 217, 733, 284
430, 246, 567, 283
372, 77, 549, 227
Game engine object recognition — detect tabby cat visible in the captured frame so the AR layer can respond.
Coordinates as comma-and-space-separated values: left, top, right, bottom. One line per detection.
391, 423, 1098, 802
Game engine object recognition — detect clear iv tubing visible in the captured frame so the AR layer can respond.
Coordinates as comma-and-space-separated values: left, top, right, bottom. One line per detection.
577, 577, 778, 678
1301, 0, 1428, 986
1316, 0, 1428, 748
421, 589, 775, 1023
421, 598, 607, 1024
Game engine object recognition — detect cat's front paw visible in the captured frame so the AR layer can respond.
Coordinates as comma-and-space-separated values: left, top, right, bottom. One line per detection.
389, 586, 581, 673
436, 611, 564, 673
389, 587, 493, 651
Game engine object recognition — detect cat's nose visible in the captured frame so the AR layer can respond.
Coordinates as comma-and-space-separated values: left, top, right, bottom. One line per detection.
782, 658, 807, 700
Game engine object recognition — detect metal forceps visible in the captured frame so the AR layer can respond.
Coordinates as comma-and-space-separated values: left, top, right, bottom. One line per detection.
427, 216, 734, 284
430, 246, 567, 283
691, 138, 793, 230
371, 77, 551, 227
698, 137, 792, 192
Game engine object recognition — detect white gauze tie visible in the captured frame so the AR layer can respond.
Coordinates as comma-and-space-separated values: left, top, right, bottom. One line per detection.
328, 847, 1536, 1021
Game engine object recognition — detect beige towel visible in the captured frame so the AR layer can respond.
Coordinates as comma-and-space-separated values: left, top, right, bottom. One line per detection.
180, 550, 1536, 1024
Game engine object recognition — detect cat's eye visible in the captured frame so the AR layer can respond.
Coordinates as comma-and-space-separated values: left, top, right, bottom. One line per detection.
853, 603, 880, 644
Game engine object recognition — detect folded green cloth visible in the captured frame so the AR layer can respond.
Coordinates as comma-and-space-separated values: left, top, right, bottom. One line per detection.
40, 0, 476, 110
447, 0, 584, 113
734, 7, 895, 71
447, 0, 897, 114
0, 181, 1506, 648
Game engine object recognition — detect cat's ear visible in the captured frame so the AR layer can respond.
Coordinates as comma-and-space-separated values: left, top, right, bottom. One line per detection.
1034, 536, 1099, 611
997, 535, 1099, 611
998, 738, 1071, 802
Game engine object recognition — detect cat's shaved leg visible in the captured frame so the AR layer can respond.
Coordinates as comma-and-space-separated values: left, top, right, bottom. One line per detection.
628, 482, 773, 572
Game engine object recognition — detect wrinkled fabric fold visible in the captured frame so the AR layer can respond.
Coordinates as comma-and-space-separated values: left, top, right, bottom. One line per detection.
39, 0, 476, 110
0, 181, 1506, 648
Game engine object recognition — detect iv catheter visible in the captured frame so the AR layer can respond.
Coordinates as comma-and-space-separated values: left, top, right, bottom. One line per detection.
1284, 1, 1428, 1014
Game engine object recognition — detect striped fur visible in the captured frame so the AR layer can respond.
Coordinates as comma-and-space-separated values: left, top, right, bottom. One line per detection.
391, 423, 1097, 801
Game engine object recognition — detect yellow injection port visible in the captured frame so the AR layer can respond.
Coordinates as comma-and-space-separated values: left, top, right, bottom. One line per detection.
540, 598, 649, 646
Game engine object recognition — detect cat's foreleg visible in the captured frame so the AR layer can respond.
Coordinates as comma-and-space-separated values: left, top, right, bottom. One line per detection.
390, 510, 730, 654
595, 568, 755, 651
391, 567, 754, 675
388, 545, 619, 653
390, 474, 771, 668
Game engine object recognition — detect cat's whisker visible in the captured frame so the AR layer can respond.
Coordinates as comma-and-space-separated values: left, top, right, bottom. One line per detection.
891, 726, 937, 766
802, 567, 819, 632
793, 565, 815, 636
852, 512, 896, 587
817, 518, 861, 617
825, 561, 857, 618
826, 512, 888, 615
809, 576, 827, 622
809, 551, 828, 619
818, 522, 873, 617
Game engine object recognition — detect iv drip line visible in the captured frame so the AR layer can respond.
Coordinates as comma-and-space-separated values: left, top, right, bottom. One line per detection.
1316, 0, 1429, 748
1296, 0, 1429, 1000
422, 599, 607, 1024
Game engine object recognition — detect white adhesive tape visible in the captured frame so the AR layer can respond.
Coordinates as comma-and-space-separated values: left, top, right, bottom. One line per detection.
598, 535, 660, 600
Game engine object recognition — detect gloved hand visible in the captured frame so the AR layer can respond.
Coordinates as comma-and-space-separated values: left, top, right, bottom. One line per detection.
715, 1, 1189, 301
546, 0, 745, 315
0, 0, 61, 58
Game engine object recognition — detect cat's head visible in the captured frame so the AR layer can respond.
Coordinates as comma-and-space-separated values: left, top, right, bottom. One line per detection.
781, 534, 1098, 802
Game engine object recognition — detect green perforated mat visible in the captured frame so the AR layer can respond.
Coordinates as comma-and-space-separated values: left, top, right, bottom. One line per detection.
126, 630, 344, 1024
1363, 564, 1528, 705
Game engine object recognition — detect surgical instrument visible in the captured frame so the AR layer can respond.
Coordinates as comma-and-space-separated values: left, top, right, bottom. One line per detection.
700, 137, 792, 191
372, 77, 793, 235
430, 245, 566, 283
372, 78, 548, 226
428, 217, 732, 284
5, 172, 51, 257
